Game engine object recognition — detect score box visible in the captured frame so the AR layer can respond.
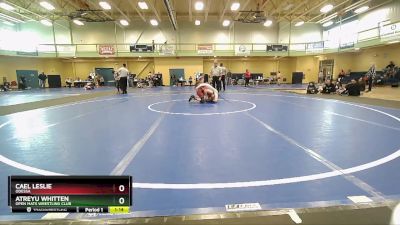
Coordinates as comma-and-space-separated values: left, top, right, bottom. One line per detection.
8, 176, 132, 213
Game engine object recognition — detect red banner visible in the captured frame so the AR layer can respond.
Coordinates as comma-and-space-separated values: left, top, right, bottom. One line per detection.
99, 45, 115, 55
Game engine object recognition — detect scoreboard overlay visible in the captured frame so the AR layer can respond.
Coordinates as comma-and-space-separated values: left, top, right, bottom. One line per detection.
8, 176, 132, 213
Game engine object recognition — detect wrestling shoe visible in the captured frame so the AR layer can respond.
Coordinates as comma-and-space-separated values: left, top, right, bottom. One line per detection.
188, 95, 195, 102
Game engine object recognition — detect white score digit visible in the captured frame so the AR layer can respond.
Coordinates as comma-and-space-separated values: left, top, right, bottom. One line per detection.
118, 185, 125, 192
119, 197, 125, 205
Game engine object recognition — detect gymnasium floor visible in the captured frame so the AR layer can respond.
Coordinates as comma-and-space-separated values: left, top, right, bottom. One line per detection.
1, 86, 400, 221
0, 87, 114, 106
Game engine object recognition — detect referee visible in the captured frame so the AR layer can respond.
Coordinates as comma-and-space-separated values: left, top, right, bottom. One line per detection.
211, 61, 221, 91
117, 64, 129, 94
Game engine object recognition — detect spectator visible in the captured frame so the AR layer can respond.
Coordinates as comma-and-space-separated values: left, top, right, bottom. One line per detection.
227, 71, 232, 85
204, 73, 209, 83
318, 70, 324, 83
338, 69, 345, 83
117, 64, 129, 94
345, 79, 361, 96
38, 72, 47, 88
358, 77, 366, 91
277, 71, 282, 85
220, 63, 227, 91
189, 76, 193, 86
99, 76, 105, 86
366, 64, 376, 92
19, 77, 26, 90
321, 80, 336, 94
306, 82, 318, 94
336, 81, 346, 95
65, 78, 72, 88
386, 61, 395, 70
244, 69, 251, 87
178, 76, 184, 86
113, 69, 120, 93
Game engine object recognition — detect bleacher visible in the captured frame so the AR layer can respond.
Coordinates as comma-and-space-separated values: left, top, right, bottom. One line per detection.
340, 69, 399, 86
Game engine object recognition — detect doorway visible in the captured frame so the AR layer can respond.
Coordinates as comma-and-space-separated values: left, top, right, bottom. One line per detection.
95, 68, 114, 86
16, 70, 39, 89
319, 60, 334, 81
169, 69, 184, 86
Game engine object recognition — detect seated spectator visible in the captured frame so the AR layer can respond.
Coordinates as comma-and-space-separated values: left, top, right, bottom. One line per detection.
306, 82, 318, 94
345, 79, 361, 96
84, 82, 95, 90
335, 82, 346, 95
99, 76, 105, 86
65, 78, 73, 88
321, 80, 336, 94
358, 77, 366, 91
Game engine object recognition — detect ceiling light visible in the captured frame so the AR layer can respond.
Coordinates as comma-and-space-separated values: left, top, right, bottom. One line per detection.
120, 19, 129, 26
231, 2, 240, 11
222, 19, 230, 26
99, 1, 111, 10
39, 1, 55, 11
195, 1, 204, 11
73, 19, 84, 26
138, 1, 148, 9
195, 19, 200, 25
263, 20, 272, 27
322, 20, 333, 27
2, 21, 14, 26
388, 40, 400, 44
320, 4, 333, 13
150, 19, 158, 26
40, 19, 52, 26
295, 21, 304, 27
0, 2, 14, 11
354, 6, 369, 14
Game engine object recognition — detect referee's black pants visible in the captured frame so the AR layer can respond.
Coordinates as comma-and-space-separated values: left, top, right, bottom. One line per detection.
212, 76, 221, 91
120, 77, 128, 94
368, 77, 373, 91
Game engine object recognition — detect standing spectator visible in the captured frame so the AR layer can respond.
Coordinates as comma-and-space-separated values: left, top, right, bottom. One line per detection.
204, 73, 209, 83
189, 76, 193, 86
244, 69, 251, 87
171, 75, 177, 86
219, 63, 227, 91
227, 71, 232, 85
117, 64, 129, 94
38, 72, 47, 88
277, 71, 282, 85
113, 69, 120, 93
211, 62, 221, 91
99, 76, 105, 86
19, 76, 26, 90
358, 77, 366, 91
366, 64, 376, 92
318, 70, 324, 83
338, 69, 345, 83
